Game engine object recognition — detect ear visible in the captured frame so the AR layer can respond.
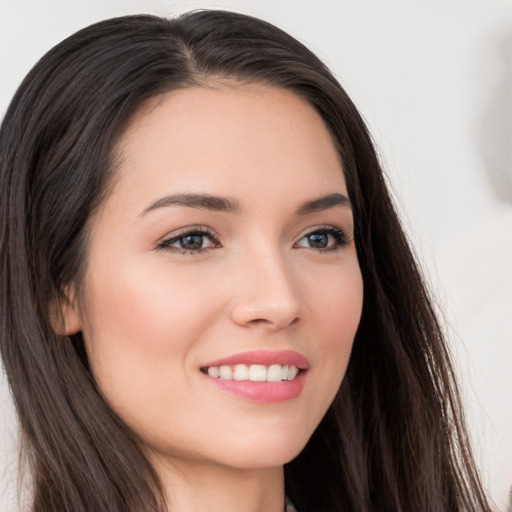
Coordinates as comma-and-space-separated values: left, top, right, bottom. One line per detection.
50, 286, 83, 336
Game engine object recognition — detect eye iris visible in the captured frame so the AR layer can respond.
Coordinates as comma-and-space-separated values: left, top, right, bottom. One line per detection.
180, 234, 203, 250
308, 232, 329, 248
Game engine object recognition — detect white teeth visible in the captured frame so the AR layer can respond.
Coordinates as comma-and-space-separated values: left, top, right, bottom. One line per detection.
219, 366, 233, 379
208, 366, 220, 378
287, 365, 298, 380
267, 364, 282, 382
248, 364, 267, 381
207, 364, 299, 382
233, 364, 249, 380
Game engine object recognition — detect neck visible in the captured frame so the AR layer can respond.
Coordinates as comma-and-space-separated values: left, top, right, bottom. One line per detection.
152, 456, 285, 512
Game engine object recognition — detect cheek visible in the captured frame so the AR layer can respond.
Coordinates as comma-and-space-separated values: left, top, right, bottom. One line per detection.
80, 262, 223, 406
303, 259, 363, 407
306, 255, 363, 342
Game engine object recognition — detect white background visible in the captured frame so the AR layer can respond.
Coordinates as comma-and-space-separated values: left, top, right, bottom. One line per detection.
1, 1, 511, 510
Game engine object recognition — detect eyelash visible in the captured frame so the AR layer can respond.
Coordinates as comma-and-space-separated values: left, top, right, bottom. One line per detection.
296, 226, 349, 252
156, 226, 219, 255
156, 225, 349, 255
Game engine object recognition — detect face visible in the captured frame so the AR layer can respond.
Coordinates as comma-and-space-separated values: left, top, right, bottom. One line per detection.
67, 85, 363, 471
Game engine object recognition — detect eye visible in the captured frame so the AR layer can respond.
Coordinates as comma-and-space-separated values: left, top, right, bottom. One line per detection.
295, 226, 348, 252
156, 227, 219, 254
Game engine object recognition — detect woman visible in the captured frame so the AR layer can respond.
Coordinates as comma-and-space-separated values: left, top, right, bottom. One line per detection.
0, 10, 492, 512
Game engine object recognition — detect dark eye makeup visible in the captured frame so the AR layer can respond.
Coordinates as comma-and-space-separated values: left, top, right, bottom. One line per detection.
156, 226, 220, 254
156, 225, 349, 255
295, 226, 349, 252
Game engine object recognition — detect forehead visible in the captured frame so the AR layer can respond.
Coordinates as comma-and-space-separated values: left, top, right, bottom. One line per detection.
108, 84, 347, 212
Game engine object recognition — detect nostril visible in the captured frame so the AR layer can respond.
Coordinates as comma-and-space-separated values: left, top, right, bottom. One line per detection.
248, 318, 270, 325
246, 317, 299, 328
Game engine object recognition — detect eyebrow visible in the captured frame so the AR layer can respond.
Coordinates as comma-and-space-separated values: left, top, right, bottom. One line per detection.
140, 192, 351, 217
141, 193, 242, 216
296, 193, 351, 214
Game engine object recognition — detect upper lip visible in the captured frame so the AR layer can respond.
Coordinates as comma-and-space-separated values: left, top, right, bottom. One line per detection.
201, 350, 309, 369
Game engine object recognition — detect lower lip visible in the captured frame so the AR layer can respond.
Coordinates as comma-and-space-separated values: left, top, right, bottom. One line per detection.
204, 371, 307, 403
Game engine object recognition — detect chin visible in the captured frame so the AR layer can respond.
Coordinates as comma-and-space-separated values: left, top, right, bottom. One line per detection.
211, 428, 314, 470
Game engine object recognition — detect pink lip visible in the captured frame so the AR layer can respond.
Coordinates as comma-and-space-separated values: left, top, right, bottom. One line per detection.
201, 350, 309, 369
204, 375, 307, 403
200, 350, 309, 403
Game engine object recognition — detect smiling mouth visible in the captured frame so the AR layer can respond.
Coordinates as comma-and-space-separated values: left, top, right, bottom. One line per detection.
201, 364, 301, 382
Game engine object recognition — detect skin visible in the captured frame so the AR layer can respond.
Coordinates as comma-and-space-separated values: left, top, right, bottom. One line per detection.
62, 85, 364, 512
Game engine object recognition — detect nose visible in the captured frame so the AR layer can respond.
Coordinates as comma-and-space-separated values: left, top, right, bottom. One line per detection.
229, 248, 302, 330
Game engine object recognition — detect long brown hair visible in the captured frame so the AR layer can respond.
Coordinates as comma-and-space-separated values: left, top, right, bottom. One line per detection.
0, 10, 491, 512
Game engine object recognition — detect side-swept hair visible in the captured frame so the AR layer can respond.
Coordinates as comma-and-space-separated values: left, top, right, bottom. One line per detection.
0, 11, 491, 512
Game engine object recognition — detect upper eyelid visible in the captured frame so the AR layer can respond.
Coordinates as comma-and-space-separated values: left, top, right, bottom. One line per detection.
296, 224, 348, 238
158, 225, 216, 240
162, 224, 346, 238
294, 226, 351, 250
155, 226, 219, 249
